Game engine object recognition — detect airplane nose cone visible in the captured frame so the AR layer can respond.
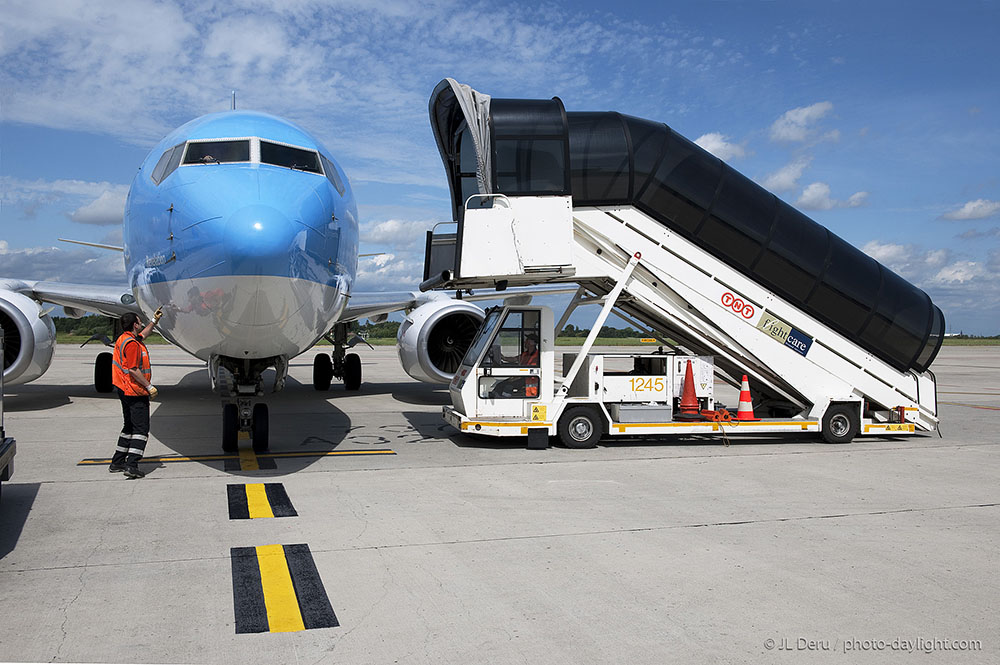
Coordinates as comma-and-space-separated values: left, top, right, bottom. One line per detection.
225, 204, 294, 274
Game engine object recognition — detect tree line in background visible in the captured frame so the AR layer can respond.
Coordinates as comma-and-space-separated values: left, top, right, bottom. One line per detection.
51, 316, 644, 339
50, 316, 1000, 341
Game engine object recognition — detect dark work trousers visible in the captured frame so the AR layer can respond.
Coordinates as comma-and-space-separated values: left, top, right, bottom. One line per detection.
112, 389, 151, 465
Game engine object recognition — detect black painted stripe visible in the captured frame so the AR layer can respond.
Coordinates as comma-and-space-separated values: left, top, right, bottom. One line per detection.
231, 547, 269, 634
283, 544, 339, 629
263, 484, 298, 518
227, 485, 250, 520
78, 449, 396, 466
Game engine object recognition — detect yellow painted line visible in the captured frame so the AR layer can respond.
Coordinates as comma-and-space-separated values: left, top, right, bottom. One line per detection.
613, 421, 818, 433
245, 484, 274, 519
238, 447, 259, 471
255, 545, 306, 633
259, 450, 396, 459
78, 449, 397, 466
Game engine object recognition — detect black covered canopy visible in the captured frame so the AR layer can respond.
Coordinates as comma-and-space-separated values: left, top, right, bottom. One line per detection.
429, 79, 945, 374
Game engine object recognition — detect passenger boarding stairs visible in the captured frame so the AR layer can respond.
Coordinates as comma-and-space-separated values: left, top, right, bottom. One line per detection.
422, 78, 940, 433
426, 195, 937, 432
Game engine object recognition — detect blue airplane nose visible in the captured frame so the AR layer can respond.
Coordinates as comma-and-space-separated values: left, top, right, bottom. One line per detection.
225, 204, 294, 274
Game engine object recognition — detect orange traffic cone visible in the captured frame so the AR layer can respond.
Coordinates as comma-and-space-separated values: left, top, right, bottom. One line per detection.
736, 375, 760, 421
676, 360, 702, 420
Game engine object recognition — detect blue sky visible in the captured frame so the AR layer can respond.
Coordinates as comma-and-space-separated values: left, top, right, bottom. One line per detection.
1, 0, 998, 333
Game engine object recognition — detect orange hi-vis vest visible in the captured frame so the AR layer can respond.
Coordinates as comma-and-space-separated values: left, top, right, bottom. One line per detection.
112, 332, 152, 396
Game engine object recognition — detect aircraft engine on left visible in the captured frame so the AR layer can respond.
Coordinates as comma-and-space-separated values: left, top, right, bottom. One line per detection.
397, 299, 484, 384
0, 290, 57, 386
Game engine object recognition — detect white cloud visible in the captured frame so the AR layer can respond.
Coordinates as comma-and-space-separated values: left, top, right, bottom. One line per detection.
862, 241, 1000, 334
846, 191, 869, 207
356, 253, 422, 291
0, 0, 747, 192
796, 182, 868, 211
769, 101, 834, 142
760, 157, 811, 192
941, 199, 1000, 220
68, 190, 126, 225
958, 227, 1000, 240
0, 177, 128, 205
931, 261, 985, 284
361, 219, 433, 246
694, 133, 746, 161
0, 243, 125, 283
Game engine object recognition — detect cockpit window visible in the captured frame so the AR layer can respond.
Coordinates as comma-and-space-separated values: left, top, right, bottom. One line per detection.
261, 140, 322, 174
183, 140, 250, 164
319, 154, 346, 195
151, 143, 184, 185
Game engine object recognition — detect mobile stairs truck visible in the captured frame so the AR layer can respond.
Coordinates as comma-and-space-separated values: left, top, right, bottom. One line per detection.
425, 79, 942, 447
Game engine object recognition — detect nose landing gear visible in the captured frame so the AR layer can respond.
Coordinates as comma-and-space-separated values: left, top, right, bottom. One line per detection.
213, 354, 286, 453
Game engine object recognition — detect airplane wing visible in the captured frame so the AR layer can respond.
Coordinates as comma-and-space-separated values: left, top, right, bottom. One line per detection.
0, 279, 139, 318
341, 283, 580, 322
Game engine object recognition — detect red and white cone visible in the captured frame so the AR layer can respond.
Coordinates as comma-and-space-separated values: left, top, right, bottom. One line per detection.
676, 359, 703, 420
736, 374, 760, 421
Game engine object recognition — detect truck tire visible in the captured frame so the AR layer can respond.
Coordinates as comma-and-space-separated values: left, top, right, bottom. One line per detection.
558, 407, 602, 449
822, 403, 859, 444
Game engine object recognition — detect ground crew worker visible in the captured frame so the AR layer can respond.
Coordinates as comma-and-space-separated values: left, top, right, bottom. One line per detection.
503, 333, 539, 366
109, 308, 162, 478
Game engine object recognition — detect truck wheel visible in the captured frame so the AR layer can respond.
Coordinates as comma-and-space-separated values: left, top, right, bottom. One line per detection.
822, 404, 859, 444
558, 407, 602, 449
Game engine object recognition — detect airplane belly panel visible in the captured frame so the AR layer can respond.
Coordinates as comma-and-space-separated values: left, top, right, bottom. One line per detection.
134, 275, 346, 361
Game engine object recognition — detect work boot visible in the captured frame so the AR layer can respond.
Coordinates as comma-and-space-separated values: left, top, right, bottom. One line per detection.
109, 451, 128, 473
124, 465, 146, 479
123, 454, 145, 479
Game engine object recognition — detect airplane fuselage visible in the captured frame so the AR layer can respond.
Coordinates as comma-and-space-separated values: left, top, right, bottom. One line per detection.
124, 111, 358, 362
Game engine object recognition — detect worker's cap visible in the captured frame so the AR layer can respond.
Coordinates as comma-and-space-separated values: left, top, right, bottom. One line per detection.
525, 333, 539, 343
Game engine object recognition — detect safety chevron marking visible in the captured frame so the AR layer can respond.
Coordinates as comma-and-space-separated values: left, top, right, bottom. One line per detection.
228, 484, 298, 520
231, 544, 339, 634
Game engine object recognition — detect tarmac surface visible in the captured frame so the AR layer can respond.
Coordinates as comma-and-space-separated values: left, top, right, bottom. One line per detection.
0, 344, 997, 664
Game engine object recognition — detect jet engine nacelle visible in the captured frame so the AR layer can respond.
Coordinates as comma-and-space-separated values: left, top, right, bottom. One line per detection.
0, 290, 57, 386
397, 299, 484, 383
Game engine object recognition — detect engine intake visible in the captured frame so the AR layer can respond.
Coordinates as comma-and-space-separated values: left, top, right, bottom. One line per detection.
397, 299, 484, 383
0, 290, 57, 386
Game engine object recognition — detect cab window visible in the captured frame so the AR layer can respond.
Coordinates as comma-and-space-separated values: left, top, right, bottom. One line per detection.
183, 140, 250, 164
261, 140, 322, 174
483, 309, 541, 367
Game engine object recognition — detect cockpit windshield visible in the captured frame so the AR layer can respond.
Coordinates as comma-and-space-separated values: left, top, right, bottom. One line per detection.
183, 140, 250, 164
261, 140, 322, 174
157, 137, 335, 188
